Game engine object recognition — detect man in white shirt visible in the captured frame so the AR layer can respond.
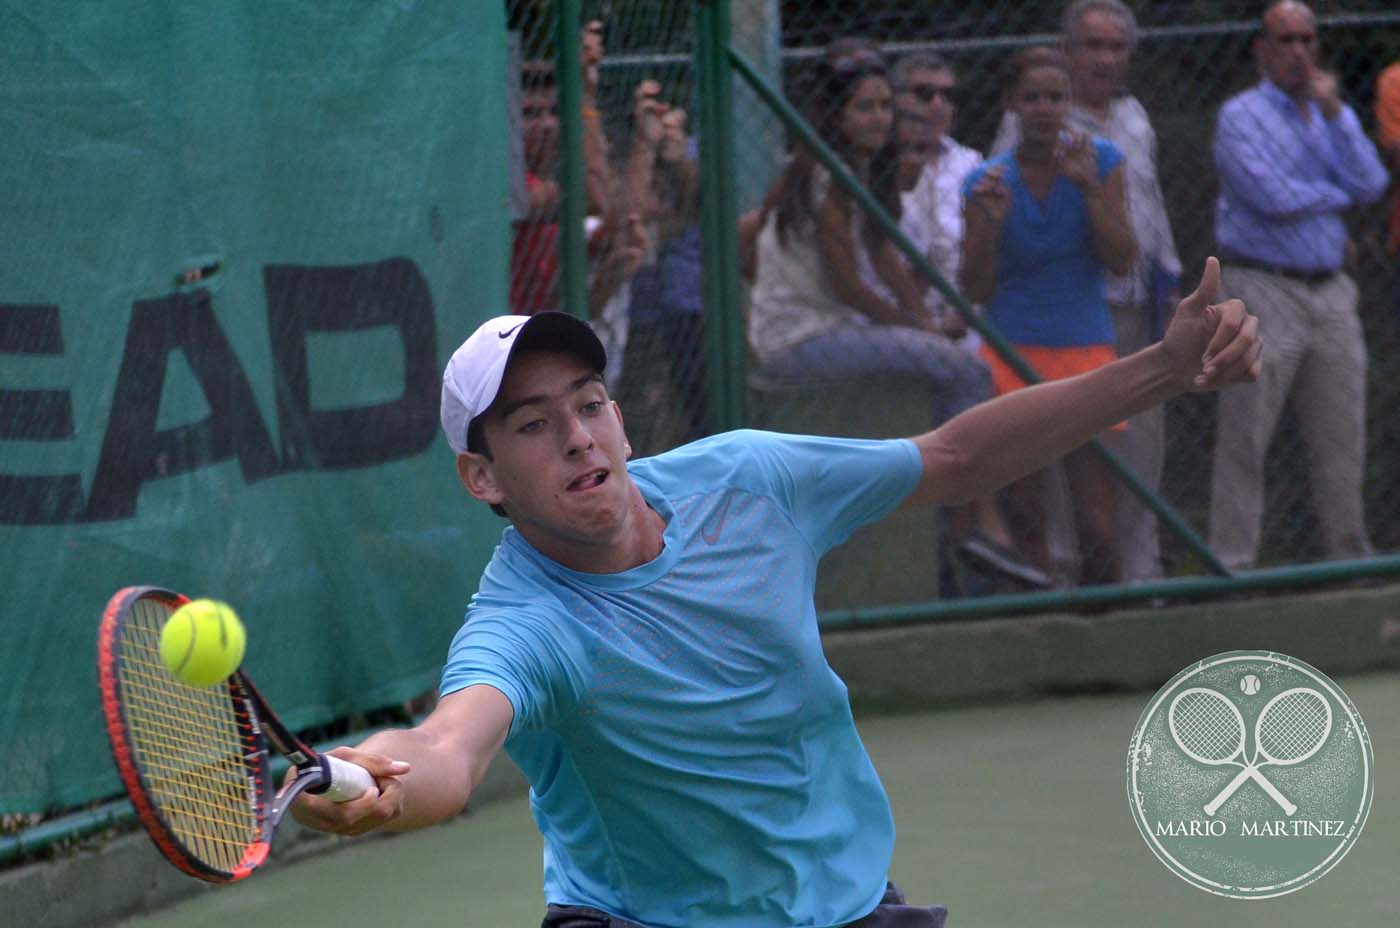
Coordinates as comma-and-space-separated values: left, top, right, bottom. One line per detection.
889, 52, 985, 348
991, 0, 1182, 583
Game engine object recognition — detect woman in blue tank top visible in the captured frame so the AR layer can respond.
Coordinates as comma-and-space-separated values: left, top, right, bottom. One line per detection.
960, 46, 1138, 585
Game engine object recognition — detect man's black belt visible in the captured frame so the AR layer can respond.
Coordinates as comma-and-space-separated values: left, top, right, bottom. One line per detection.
1221, 254, 1339, 286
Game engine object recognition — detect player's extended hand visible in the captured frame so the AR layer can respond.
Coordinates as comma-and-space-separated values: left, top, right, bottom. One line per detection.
1158, 256, 1263, 392
289, 747, 410, 836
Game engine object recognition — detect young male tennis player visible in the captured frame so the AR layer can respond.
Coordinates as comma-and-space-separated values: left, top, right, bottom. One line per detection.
293, 257, 1261, 927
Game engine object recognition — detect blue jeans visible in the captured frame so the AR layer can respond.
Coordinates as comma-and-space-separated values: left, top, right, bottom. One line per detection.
760, 322, 991, 427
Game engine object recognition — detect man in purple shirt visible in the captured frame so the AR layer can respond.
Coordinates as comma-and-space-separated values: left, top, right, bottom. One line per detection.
1209, 0, 1388, 570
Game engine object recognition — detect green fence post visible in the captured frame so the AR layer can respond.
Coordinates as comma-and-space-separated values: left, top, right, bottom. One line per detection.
696, 0, 747, 432
554, 0, 588, 320
730, 0, 783, 212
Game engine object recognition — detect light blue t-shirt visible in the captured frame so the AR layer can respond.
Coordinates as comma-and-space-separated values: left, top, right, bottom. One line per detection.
441, 429, 923, 928
963, 137, 1124, 347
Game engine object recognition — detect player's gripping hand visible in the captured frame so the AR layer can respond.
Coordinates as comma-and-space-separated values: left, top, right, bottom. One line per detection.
289, 747, 410, 836
1158, 256, 1263, 392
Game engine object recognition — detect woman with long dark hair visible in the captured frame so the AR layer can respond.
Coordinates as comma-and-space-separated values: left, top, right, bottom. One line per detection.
749, 57, 982, 418
750, 56, 1046, 591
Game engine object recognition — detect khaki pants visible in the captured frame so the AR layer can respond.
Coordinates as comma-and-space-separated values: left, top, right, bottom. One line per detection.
1209, 266, 1372, 570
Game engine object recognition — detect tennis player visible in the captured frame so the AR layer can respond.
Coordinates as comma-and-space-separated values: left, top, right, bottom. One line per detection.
293, 257, 1261, 927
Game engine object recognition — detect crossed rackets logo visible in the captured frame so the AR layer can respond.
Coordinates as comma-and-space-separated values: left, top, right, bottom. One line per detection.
1128, 651, 1372, 899
1167, 686, 1333, 817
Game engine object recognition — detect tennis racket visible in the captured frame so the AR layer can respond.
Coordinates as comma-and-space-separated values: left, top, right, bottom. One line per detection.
1203, 686, 1332, 817
1167, 687, 1294, 815
97, 585, 377, 883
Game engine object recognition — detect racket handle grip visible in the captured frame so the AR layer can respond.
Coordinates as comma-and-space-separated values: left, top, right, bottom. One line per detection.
319, 754, 379, 802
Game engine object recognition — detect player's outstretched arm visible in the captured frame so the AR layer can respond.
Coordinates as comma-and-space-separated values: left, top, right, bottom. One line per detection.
903, 257, 1262, 509
290, 683, 513, 836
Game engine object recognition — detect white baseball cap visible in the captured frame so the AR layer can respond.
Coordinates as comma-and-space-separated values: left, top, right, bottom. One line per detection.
440, 312, 607, 454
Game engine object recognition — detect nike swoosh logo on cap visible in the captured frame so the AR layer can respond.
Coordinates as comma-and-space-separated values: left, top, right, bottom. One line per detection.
499, 322, 525, 339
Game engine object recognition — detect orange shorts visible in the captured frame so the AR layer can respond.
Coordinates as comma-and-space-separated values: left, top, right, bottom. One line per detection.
979, 343, 1126, 430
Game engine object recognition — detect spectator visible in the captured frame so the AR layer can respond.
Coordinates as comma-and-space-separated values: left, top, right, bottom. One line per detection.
990, 0, 1182, 582
585, 77, 688, 399
961, 46, 1138, 586
1377, 59, 1400, 317
892, 109, 935, 194
865, 62, 1044, 586
1209, 0, 1388, 570
749, 57, 961, 377
750, 56, 1048, 590
851, 109, 968, 356
889, 53, 983, 347
579, 19, 619, 216
510, 60, 565, 315
586, 209, 648, 395
739, 37, 886, 282
618, 81, 709, 450
509, 21, 629, 317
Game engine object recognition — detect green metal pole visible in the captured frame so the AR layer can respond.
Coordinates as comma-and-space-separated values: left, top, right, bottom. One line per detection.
554, 0, 588, 319
726, 45, 1230, 577
818, 553, 1400, 629
696, 0, 747, 432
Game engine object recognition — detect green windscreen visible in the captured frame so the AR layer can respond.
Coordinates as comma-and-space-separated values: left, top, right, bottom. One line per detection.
0, 1, 511, 813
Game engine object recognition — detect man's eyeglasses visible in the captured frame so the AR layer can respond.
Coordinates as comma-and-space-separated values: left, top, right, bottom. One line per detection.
909, 84, 955, 103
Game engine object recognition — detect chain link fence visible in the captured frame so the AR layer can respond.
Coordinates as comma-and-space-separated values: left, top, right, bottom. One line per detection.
506, 1, 1400, 605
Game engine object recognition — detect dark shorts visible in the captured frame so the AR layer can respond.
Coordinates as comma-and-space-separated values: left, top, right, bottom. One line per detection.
541, 881, 948, 928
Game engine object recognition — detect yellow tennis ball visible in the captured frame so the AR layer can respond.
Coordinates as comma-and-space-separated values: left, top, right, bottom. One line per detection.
159, 599, 246, 688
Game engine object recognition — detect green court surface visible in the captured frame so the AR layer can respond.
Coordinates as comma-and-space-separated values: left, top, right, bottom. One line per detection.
117, 672, 1399, 928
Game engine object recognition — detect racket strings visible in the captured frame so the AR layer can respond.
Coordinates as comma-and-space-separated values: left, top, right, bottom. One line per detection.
1171, 692, 1244, 760
117, 599, 258, 872
1258, 693, 1330, 760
